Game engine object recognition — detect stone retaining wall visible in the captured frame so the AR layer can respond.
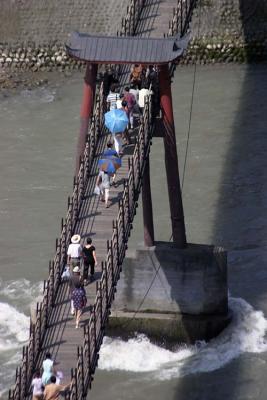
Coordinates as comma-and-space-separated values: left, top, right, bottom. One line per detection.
0, 0, 267, 71
0, 0, 129, 71
0, 0, 129, 44
180, 0, 267, 64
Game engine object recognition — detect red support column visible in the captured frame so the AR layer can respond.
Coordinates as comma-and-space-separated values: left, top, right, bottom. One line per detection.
142, 156, 154, 247
75, 63, 98, 175
159, 63, 187, 248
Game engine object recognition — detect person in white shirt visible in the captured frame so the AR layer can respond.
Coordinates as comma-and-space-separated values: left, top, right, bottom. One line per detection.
41, 353, 55, 386
67, 234, 83, 272
129, 83, 139, 103
32, 370, 44, 400
96, 170, 112, 208
107, 84, 119, 110
138, 87, 153, 111
130, 83, 142, 119
116, 93, 124, 110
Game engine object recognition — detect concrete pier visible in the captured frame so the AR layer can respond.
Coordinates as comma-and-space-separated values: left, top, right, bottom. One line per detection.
108, 242, 230, 343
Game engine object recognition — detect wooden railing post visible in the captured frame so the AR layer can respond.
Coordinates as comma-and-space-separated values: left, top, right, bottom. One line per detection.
104, 263, 109, 309
85, 325, 92, 388
131, 157, 136, 201
96, 281, 103, 329
73, 176, 79, 222
18, 367, 22, 400
109, 239, 114, 284
67, 196, 73, 237
114, 220, 120, 265
93, 305, 97, 351
120, 199, 126, 244
51, 260, 56, 306
80, 157, 85, 200
124, 179, 130, 224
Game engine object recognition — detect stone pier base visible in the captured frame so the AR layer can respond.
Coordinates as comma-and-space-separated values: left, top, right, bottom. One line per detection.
108, 242, 231, 344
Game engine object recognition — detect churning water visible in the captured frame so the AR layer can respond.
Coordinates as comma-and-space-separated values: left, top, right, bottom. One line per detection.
0, 279, 42, 395
1, 285, 267, 396
98, 297, 267, 378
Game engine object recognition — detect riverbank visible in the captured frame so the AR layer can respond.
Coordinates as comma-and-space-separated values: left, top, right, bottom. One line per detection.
0, 67, 76, 92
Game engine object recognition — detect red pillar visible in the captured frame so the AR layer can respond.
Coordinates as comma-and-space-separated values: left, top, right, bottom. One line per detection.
159, 63, 187, 248
142, 156, 154, 247
75, 63, 98, 175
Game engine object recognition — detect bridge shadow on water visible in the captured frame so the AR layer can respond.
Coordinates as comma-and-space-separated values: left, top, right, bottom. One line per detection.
172, 2, 267, 400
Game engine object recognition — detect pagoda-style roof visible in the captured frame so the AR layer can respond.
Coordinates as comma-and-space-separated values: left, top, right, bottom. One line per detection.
66, 32, 189, 65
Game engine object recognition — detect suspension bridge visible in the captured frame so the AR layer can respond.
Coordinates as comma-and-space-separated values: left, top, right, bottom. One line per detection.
8, 1, 197, 398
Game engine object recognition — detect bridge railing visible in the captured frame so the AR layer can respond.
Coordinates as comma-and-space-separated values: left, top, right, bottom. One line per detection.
8, 85, 104, 400
167, 0, 197, 78
168, 0, 197, 37
67, 96, 153, 399
120, 0, 145, 36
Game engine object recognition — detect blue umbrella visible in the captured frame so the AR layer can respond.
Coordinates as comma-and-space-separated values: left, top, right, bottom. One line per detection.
102, 149, 122, 167
108, 155, 122, 167
98, 158, 121, 174
103, 148, 118, 157
104, 109, 129, 134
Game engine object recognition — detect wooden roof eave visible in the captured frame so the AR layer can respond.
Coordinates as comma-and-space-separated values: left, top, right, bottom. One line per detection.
65, 45, 184, 65
65, 32, 190, 65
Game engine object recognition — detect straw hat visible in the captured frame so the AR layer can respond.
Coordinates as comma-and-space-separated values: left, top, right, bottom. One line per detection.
73, 266, 80, 273
71, 234, 81, 244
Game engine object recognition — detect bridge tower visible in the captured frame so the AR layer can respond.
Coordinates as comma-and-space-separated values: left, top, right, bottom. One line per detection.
67, 32, 229, 344
69, 32, 188, 248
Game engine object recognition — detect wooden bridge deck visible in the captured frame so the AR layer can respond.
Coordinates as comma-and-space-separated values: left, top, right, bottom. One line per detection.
32, 0, 181, 388
39, 129, 138, 382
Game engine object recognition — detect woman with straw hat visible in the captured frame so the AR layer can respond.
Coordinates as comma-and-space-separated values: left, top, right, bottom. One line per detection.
67, 234, 83, 273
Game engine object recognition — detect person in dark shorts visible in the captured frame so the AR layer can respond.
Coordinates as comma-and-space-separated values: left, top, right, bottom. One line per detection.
82, 237, 97, 284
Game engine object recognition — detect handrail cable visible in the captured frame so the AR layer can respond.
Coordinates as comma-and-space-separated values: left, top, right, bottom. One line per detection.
181, 0, 201, 190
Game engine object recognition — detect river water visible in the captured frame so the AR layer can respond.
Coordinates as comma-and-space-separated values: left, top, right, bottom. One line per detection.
1, 64, 267, 399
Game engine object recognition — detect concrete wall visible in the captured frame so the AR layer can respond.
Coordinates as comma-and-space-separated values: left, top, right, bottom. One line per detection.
0, 0, 129, 71
109, 243, 230, 343
0, 0, 267, 70
184, 0, 267, 63
191, 0, 267, 40
0, 0, 129, 44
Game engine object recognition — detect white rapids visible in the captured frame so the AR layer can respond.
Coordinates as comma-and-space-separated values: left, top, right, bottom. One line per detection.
98, 297, 267, 380
0, 279, 43, 396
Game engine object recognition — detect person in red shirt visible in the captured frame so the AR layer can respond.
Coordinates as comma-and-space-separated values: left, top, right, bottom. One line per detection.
123, 87, 136, 130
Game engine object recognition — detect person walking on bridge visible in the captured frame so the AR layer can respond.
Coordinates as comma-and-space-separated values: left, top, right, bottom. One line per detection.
31, 370, 44, 400
123, 86, 136, 130
82, 237, 97, 284
43, 375, 70, 400
67, 234, 82, 273
107, 84, 119, 111
42, 353, 56, 386
69, 266, 82, 315
71, 282, 87, 329
96, 169, 112, 208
